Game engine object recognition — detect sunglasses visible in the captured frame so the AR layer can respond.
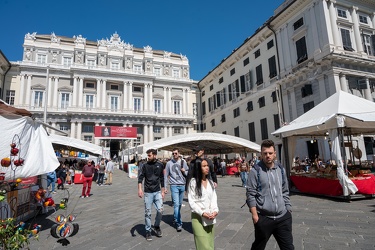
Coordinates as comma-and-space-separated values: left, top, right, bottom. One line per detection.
172, 153, 178, 155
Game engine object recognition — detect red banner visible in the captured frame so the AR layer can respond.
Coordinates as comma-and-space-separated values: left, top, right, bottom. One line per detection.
94, 126, 137, 139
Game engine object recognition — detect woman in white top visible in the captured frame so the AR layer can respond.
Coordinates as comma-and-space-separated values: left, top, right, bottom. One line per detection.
188, 159, 219, 250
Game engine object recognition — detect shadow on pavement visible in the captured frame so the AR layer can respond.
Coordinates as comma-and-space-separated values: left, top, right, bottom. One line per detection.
130, 223, 145, 237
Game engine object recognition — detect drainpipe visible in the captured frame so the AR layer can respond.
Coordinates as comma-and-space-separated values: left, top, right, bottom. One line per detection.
0, 50, 12, 100
267, 24, 285, 125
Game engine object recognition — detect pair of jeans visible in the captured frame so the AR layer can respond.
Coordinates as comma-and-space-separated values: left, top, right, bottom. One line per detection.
240, 172, 248, 187
97, 173, 105, 185
144, 191, 163, 232
170, 185, 185, 227
47, 177, 55, 192
81, 176, 93, 197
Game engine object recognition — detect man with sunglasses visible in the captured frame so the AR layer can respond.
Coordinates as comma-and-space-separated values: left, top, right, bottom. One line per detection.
164, 148, 189, 232
81, 160, 95, 198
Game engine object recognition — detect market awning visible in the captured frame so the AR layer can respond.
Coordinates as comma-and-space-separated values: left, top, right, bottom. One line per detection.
49, 134, 102, 156
134, 132, 261, 155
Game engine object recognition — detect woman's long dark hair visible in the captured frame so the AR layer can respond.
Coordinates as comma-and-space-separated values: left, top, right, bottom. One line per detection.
187, 159, 211, 198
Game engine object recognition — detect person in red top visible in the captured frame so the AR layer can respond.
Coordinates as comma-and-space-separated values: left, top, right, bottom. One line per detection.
81, 160, 95, 198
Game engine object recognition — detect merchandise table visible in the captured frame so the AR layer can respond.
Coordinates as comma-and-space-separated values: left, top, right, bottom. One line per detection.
290, 174, 375, 196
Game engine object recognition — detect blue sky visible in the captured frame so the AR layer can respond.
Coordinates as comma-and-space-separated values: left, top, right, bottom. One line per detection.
1, 0, 284, 81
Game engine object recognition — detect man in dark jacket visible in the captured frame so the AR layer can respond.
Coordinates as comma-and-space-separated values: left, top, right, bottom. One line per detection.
246, 139, 294, 250
138, 149, 165, 241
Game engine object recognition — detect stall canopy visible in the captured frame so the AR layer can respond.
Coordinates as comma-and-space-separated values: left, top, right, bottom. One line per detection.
49, 134, 102, 156
272, 91, 375, 137
135, 132, 261, 155
272, 91, 375, 196
0, 114, 59, 180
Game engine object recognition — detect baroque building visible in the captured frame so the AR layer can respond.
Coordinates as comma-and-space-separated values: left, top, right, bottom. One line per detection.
5, 32, 198, 156
198, 0, 375, 161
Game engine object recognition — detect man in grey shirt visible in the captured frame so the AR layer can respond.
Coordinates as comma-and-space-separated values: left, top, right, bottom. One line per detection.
164, 148, 188, 232
105, 158, 115, 185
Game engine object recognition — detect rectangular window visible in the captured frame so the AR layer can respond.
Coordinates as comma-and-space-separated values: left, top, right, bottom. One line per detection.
338, 9, 347, 18
202, 90, 205, 97
37, 54, 46, 64
301, 84, 313, 97
247, 101, 253, 111
174, 128, 181, 134
245, 71, 252, 92
210, 85, 213, 90
154, 137, 161, 141
154, 99, 162, 113
303, 101, 314, 113
60, 124, 70, 131
173, 69, 180, 78
216, 91, 221, 107
85, 94, 94, 109
63, 57, 72, 66
208, 96, 215, 112
254, 49, 260, 58
363, 34, 375, 56
153, 127, 161, 133
5, 90, 15, 105
248, 122, 256, 142
154, 68, 161, 76
341, 28, 354, 51
256, 64, 263, 85
230, 68, 235, 76
274, 114, 280, 130
134, 64, 142, 73
61, 93, 70, 109
34, 91, 44, 108
87, 60, 95, 67
211, 119, 215, 127
359, 15, 368, 24
260, 118, 268, 140
221, 114, 226, 122
267, 40, 274, 50
110, 96, 119, 111
243, 57, 250, 66
202, 101, 206, 116
110, 84, 119, 90
111, 62, 119, 70
82, 125, 94, 133
234, 126, 240, 137
271, 91, 277, 102
83, 135, 93, 142
293, 17, 304, 30
219, 77, 223, 84
86, 82, 95, 88
173, 101, 181, 114
134, 98, 141, 111
233, 107, 240, 118
268, 56, 277, 78
296, 36, 308, 63
258, 96, 265, 108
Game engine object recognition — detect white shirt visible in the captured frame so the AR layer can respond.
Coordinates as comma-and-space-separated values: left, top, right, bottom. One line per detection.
188, 178, 219, 225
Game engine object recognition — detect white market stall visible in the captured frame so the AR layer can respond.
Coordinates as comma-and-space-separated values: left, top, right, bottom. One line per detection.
273, 91, 375, 198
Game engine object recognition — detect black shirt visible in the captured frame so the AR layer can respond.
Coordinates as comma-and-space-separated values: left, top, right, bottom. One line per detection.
138, 160, 165, 193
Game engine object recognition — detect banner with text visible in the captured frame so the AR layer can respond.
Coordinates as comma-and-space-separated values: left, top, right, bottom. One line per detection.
94, 126, 137, 139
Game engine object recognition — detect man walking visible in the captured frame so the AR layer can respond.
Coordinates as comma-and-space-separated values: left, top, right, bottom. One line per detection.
138, 149, 165, 241
105, 158, 114, 185
246, 139, 294, 250
164, 148, 189, 232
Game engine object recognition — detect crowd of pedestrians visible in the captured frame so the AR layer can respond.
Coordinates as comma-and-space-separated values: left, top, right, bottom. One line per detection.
137, 139, 294, 250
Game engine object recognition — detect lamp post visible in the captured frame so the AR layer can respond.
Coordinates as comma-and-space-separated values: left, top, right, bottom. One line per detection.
43, 66, 50, 123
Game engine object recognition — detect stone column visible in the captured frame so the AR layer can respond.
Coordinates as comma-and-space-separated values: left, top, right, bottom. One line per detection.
149, 84, 153, 111
328, 0, 340, 48
53, 77, 59, 109
19, 74, 25, 106
317, 75, 327, 101
350, 7, 363, 52
76, 122, 82, 140
332, 72, 341, 92
182, 88, 187, 115
102, 80, 107, 110
168, 88, 172, 113
169, 126, 173, 137
149, 124, 153, 143
70, 121, 76, 138
143, 124, 149, 144
144, 83, 148, 112
51, 122, 56, 134
164, 125, 168, 139
123, 81, 128, 110
96, 79, 101, 109
310, 2, 321, 55
163, 87, 167, 114
78, 78, 84, 108
183, 127, 187, 134
364, 78, 372, 101
25, 75, 32, 107
72, 77, 78, 107
339, 73, 348, 92
372, 12, 375, 29
128, 82, 133, 110
289, 89, 297, 121
47, 77, 53, 108
281, 24, 292, 71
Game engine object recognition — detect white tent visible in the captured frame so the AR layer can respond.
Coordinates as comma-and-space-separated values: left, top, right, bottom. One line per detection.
49, 134, 102, 156
135, 132, 261, 155
273, 91, 375, 196
0, 114, 60, 180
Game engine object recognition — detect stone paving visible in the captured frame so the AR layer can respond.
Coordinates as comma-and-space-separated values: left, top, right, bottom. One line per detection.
27, 168, 375, 250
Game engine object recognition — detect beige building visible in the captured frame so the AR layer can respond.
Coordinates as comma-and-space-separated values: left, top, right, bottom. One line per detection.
198, 0, 375, 162
4, 32, 198, 157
